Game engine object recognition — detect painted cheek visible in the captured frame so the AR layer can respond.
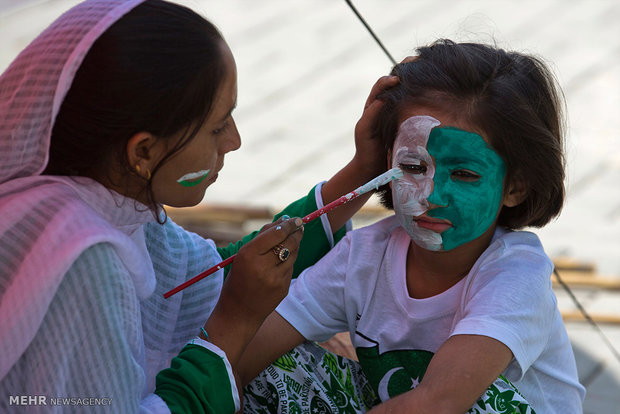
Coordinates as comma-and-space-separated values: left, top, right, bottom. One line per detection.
426, 127, 506, 250
391, 116, 440, 208
177, 169, 211, 187
391, 147, 436, 217
392, 152, 443, 251
443, 181, 503, 250
391, 115, 445, 250
426, 169, 451, 208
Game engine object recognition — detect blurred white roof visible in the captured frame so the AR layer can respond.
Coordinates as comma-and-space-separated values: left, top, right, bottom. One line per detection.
2, 1, 620, 410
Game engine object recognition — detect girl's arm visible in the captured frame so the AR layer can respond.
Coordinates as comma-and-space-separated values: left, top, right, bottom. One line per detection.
216, 186, 348, 279
321, 75, 399, 231
217, 75, 400, 278
236, 311, 306, 387
204, 218, 305, 368
367, 334, 513, 413
156, 218, 304, 413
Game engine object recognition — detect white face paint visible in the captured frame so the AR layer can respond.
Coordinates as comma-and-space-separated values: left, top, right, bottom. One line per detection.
391, 115, 442, 250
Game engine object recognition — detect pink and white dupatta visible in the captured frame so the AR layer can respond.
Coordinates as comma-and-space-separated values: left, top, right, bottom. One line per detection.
0, 0, 153, 380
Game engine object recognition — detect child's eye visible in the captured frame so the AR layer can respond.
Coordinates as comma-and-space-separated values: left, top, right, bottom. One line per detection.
399, 163, 427, 175
451, 169, 480, 182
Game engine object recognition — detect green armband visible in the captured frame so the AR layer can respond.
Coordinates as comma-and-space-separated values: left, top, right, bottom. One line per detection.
155, 343, 238, 414
217, 184, 349, 279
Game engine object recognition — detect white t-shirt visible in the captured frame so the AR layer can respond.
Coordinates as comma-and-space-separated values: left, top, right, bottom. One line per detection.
277, 215, 585, 413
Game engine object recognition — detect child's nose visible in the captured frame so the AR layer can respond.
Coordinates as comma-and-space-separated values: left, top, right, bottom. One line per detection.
426, 182, 448, 208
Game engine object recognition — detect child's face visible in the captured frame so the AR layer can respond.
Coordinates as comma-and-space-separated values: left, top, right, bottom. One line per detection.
390, 112, 506, 251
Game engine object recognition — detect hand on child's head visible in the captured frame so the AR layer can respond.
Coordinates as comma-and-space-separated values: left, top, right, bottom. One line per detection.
353, 75, 401, 180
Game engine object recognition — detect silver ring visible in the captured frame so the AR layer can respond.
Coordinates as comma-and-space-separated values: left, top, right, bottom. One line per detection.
273, 244, 290, 262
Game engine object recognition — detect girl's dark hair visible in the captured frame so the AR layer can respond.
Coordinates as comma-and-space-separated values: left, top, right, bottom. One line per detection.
376, 39, 566, 229
44, 0, 226, 221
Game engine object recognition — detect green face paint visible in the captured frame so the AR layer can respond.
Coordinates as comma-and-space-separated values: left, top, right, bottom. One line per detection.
176, 169, 211, 187
426, 127, 506, 250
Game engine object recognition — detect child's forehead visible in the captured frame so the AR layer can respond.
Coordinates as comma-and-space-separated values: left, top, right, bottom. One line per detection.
393, 115, 504, 170
396, 106, 487, 144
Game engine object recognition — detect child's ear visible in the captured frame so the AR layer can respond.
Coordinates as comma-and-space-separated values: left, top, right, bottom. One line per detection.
503, 177, 527, 207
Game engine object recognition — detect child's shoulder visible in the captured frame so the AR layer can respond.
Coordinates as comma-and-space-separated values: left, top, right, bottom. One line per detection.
483, 227, 553, 274
491, 227, 546, 253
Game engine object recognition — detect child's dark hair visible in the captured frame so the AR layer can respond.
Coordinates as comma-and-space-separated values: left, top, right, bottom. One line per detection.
44, 0, 226, 221
375, 39, 566, 229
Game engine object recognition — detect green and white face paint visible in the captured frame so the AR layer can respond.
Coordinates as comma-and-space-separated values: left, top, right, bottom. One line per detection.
176, 169, 211, 187
391, 115, 506, 251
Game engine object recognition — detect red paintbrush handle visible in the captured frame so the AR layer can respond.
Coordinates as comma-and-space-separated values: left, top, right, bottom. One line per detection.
302, 190, 358, 223
163, 254, 235, 298
163, 168, 400, 298
164, 190, 361, 298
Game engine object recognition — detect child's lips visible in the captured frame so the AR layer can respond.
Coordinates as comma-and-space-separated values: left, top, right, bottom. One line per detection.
414, 216, 452, 233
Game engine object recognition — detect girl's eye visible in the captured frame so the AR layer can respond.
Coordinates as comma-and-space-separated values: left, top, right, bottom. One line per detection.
399, 162, 427, 175
451, 169, 480, 182
212, 121, 229, 135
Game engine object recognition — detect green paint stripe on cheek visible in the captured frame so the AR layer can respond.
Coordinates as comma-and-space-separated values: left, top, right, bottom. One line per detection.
177, 169, 210, 187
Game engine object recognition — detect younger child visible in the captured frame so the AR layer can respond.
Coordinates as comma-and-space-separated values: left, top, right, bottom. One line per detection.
239, 39, 585, 413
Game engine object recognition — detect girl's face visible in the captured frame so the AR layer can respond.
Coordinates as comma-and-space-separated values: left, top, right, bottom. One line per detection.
152, 42, 241, 207
390, 110, 507, 251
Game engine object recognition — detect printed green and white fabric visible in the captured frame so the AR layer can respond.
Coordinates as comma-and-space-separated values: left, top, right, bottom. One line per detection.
244, 342, 379, 414
275, 216, 586, 413
244, 342, 533, 414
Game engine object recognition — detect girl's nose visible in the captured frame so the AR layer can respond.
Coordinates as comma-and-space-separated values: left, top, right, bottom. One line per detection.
221, 118, 241, 154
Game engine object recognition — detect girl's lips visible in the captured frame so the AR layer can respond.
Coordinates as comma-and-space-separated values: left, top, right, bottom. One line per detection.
206, 170, 219, 184
414, 216, 452, 233
208, 164, 223, 183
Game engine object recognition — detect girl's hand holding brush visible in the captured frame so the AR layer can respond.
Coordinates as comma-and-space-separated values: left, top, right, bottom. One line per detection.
203, 215, 304, 366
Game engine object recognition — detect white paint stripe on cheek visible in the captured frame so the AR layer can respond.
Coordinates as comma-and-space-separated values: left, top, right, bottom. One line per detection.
176, 169, 211, 183
394, 180, 428, 216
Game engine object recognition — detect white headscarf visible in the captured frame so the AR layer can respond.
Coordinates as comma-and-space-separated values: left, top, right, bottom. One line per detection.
0, 0, 152, 380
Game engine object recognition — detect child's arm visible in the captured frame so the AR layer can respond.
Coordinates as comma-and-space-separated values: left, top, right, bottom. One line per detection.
236, 311, 306, 386
368, 334, 512, 413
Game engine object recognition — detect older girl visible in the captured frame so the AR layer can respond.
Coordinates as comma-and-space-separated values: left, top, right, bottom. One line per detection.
0, 1, 392, 412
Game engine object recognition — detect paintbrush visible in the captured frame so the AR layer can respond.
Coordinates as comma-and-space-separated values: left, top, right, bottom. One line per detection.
163, 167, 403, 298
